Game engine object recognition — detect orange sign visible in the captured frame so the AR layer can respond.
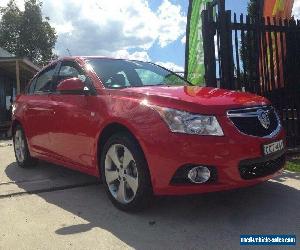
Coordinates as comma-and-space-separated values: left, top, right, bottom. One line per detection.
264, 0, 294, 18
261, 0, 294, 89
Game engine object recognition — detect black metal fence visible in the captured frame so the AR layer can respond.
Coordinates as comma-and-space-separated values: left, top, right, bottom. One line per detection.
202, 1, 300, 148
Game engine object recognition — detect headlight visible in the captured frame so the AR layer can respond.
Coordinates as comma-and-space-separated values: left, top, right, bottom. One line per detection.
154, 107, 224, 136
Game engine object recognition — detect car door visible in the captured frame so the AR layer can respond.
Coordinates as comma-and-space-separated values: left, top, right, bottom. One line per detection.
24, 63, 58, 155
49, 60, 98, 169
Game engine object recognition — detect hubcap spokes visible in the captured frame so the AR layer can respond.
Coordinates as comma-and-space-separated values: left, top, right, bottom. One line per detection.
105, 144, 138, 204
14, 130, 25, 163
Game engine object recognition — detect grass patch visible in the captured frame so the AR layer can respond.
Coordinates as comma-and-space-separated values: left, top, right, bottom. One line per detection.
285, 157, 300, 172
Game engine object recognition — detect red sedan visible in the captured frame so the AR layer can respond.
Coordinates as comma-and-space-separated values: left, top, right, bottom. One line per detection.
12, 57, 286, 211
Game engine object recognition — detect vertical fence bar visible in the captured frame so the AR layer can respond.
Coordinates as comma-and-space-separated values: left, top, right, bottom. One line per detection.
257, 17, 264, 94
218, 7, 234, 89
202, 5, 217, 87
288, 18, 298, 147
240, 14, 247, 90
267, 17, 276, 91
216, 18, 221, 86
261, 17, 270, 93
252, 14, 261, 94
272, 19, 279, 127
285, 18, 294, 147
226, 10, 235, 90
246, 15, 252, 92
234, 13, 241, 90
278, 18, 287, 135
272, 17, 281, 89
296, 20, 300, 146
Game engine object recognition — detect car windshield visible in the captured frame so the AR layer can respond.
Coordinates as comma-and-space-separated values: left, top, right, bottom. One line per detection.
86, 58, 187, 89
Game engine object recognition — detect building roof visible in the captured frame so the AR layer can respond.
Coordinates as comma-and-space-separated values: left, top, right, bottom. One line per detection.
0, 47, 14, 58
0, 58, 40, 94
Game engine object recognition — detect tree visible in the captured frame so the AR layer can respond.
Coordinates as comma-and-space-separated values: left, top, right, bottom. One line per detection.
0, 0, 21, 54
0, 0, 57, 65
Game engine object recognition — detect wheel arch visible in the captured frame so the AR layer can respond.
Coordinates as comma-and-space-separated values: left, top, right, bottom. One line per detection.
97, 122, 151, 181
97, 122, 141, 163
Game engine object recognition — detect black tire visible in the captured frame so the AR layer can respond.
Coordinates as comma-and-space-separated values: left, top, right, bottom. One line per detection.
13, 125, 38, 168
101, 132, 153, 212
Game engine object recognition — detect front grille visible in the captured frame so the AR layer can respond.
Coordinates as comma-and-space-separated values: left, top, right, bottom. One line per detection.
227, 106, 280, 137
239, 154, 286, 180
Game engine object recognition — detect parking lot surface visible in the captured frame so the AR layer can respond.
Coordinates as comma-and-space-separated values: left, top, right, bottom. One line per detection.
0, 143, 299, 250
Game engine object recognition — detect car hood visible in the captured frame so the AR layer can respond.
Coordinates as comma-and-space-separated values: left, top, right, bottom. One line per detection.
120, 86, 270, 115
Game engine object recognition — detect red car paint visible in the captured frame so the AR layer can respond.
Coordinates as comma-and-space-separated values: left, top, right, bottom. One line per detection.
12, 57, 286, 196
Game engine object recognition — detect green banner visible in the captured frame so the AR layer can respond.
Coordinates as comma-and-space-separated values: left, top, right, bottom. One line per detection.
185, 0, 212, 85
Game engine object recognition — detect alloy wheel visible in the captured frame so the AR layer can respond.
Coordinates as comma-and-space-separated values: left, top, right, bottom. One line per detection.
14, 129, 25, 163
104, 144, 139, 204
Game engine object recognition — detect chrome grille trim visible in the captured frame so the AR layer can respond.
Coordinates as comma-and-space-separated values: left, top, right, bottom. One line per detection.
227, 106, 282, 138
227, 106, 271, 117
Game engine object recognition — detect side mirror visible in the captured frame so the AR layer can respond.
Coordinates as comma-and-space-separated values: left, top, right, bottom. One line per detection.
56, 78, 90, 95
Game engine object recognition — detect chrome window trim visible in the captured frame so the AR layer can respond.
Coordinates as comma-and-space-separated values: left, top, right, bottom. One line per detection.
226, 106, 282, 139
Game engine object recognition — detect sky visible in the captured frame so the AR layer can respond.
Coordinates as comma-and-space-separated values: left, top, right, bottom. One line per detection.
0, 0, 299, 71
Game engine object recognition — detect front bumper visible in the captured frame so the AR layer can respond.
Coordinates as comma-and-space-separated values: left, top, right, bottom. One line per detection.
140, 116, 286, 196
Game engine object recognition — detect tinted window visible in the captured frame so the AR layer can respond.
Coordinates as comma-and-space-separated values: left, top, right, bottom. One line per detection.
87, 59, 187, 89
135, 69, 165, 86
34, 66, 56, 93
104, 70, 130, 87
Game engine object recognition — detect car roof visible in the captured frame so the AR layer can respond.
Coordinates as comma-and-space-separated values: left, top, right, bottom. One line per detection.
47, 56, 153, 68
40, 56, 151, 73
60, 56, 149, 62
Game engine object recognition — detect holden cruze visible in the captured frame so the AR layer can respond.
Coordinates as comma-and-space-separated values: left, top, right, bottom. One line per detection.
12, 57, 286, 211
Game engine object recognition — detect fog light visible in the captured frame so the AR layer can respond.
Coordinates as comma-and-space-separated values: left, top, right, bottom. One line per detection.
188, 166, 211, 184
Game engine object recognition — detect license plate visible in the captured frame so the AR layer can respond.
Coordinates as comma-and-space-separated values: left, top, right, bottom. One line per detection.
263, 140, 284, 155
